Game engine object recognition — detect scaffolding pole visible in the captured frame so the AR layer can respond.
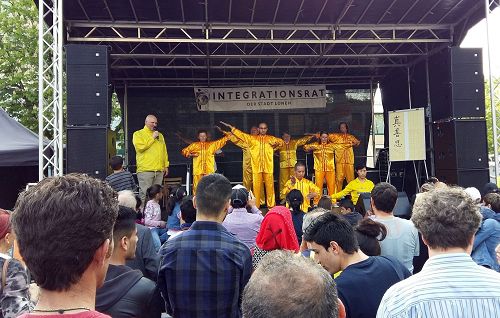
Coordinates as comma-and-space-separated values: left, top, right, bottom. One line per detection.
485, 0, 500, 183
38, 0, 64, 180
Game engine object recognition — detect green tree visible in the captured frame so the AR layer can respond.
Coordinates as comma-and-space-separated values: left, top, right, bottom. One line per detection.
0, 0, 38, 132
485, 78, 500, 154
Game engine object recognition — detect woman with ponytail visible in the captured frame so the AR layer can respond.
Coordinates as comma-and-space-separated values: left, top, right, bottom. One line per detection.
286, 189, 305, 244
354, 218, 387, 256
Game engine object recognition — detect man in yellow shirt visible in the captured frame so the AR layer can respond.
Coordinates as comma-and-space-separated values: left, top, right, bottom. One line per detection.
181, 129, 229, 194
277, 132, 314, 200
303, 132, 339, 203
132, 115, 169, 201
331, 165, 374, 205
281, 162, 321, 212
328, 122, 360, 191
221, 121, 284, 208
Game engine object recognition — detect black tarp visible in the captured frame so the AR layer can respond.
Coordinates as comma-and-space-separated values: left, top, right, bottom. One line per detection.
0, 107, 39, 167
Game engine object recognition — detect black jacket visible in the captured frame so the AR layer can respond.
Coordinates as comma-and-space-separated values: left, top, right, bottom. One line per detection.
96, 264, 162, 318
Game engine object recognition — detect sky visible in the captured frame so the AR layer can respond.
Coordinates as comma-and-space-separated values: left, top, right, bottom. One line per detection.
460, 7, 500, 77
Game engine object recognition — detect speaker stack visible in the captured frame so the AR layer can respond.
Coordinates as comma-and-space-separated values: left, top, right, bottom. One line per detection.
66, 45, 114, 179
429, 47, 489, 189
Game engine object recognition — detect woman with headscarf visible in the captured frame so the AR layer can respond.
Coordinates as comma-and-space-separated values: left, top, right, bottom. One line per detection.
252, 206, 299, 269
0, 209, 33, 318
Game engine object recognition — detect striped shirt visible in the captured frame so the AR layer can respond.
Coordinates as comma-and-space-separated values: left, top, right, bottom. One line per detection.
105, 170, 136, 192
377, 253, 500, 318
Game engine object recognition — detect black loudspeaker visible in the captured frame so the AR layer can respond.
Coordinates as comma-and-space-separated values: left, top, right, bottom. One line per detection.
429, 47, 485, 120
67, 127, 115, 179
433, 120, 488, 170
435, 169, 489, 190
66, 45, 110, 126
355, 192, 412, 219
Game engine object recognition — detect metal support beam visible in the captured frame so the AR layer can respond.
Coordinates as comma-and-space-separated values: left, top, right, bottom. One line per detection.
66, 21, 452, 45
39, 0, 64, 179
485, 0, 500, 182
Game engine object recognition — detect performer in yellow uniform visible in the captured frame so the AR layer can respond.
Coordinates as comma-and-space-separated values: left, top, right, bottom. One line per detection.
181, 129, 229, 194
277, 132, 314, 200
331, 165, 374, 204
281, 162, 320, 212
221, 121, 284, 208
303, 131, 339, 203
328, 122, 360, 191
218, 126, 265, 205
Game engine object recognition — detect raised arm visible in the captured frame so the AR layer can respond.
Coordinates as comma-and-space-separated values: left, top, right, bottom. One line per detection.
133, 131, 155, 153
210, 135, 230, 152
181, 143, 199, 158
303, 143, 320, 152
295, 135, 315, 147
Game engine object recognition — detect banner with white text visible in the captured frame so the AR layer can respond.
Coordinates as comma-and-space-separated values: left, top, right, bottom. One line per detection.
194, 85, 327, 111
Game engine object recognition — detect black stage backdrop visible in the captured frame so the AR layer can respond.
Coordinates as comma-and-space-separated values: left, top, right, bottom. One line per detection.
119, 87, 372, 187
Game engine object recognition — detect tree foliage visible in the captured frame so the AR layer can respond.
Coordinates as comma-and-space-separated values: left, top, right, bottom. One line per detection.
0, 0, 38, 132
485, 78, 500, 154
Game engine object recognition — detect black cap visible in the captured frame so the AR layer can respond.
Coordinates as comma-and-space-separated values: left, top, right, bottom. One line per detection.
482, 182, 499, 197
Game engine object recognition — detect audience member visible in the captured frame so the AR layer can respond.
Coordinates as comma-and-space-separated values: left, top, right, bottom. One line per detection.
253, 206, 299, 269
304, 213, 410, 318
465, 187, 482, 205
0, 209, 33, 318
371, 182, 419, 272
472, 192, 500, 271
222, 186, 263, 249
378, 187, 500, 317
165, 186, 187, 231
242, 250, 340, 318
355, 218, 387, 256
168, 196, 197, 240
105, 156, 137, 192
158, 174, 252, 318
300, 208, 329, 252
144, 184, 167, 251
317, 195, 333, 210
96, 206, 162, 317
118, 191, 160, 281
338, 198, 362, 226
482, 182, 499, 198
287, 189, 305, 244
482, 192, 500, 214
13, 174, 117, 317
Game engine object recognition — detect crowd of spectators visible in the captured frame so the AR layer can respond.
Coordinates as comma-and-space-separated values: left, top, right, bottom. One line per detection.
1, 172, 499, 318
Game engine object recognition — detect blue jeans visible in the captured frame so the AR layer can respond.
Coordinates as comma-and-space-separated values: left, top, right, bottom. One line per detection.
150, 227, 168, 251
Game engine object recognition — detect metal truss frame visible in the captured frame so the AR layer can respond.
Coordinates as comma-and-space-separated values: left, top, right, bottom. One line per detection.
67, 21, 452, 44
486, 0, 500, 181
38, 0, 64, 180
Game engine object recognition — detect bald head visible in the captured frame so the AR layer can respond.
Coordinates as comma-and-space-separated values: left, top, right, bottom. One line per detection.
145, 115, 158, 131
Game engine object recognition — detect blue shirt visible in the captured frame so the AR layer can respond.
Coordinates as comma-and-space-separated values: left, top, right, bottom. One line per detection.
158, 221, 252, 318
377, 253, 500, 318
336, 256, 411, 318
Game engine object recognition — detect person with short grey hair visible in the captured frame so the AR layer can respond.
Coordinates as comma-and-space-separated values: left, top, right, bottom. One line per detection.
242, 250, 339, 318
300, 208, 329, 252
378, 187, 500, 318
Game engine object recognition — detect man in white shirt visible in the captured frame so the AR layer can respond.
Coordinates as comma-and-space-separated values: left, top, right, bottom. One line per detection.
377, 187, 500, 318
